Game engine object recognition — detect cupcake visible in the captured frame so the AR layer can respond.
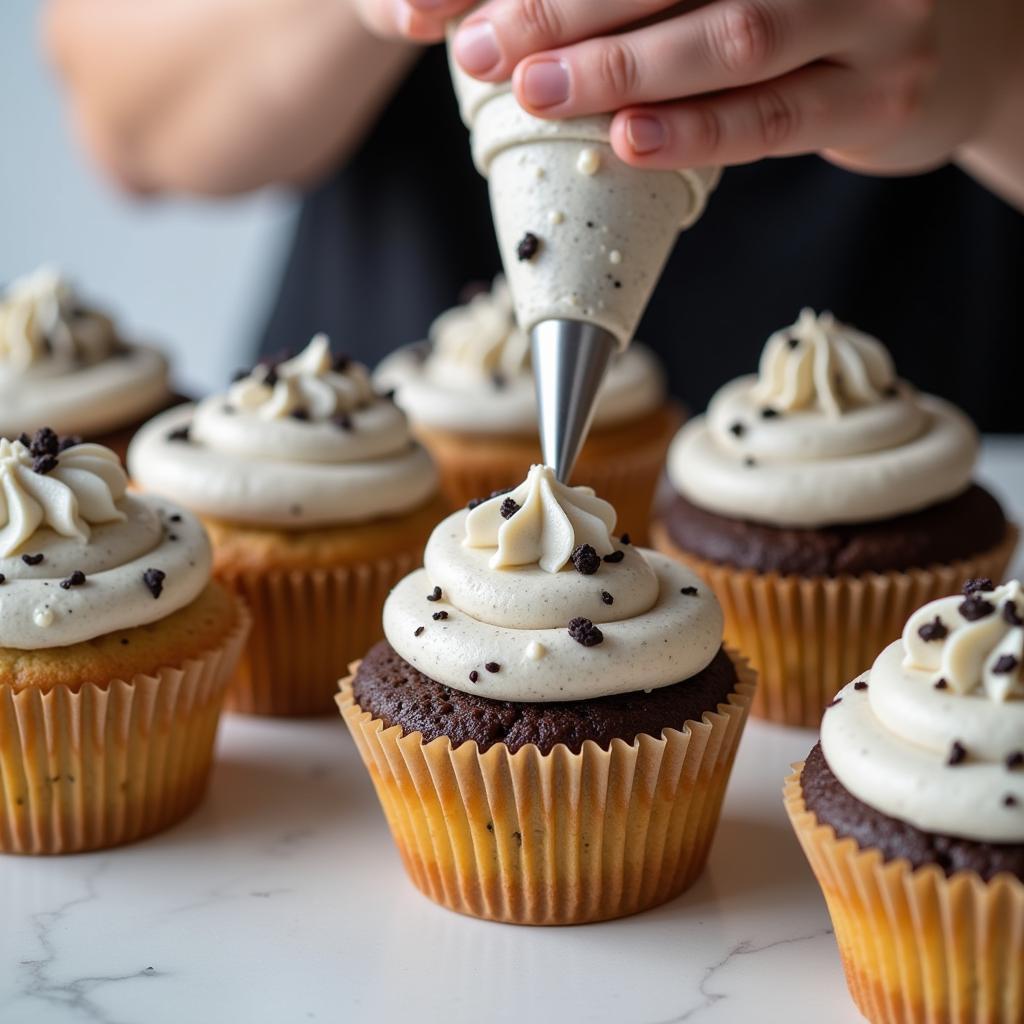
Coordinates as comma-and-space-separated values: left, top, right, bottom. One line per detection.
785, 580, 1023, 1023
338, 464, 754, 925
0, 429, 248, 854
653, 310, 1017, 727
0, 267, 179, 460
375, 278, 681, 542
129, 334, 447, 716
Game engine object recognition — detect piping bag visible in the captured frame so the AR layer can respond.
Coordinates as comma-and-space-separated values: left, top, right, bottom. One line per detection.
447, 30, 719, 481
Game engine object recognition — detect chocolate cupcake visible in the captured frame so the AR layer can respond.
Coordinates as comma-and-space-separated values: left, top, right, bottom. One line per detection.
652, 310, 1017, 726
0, 267, 180, 460
785, 580, 1023, 1023
338, 465, 754, 925
375, 277, 682, 542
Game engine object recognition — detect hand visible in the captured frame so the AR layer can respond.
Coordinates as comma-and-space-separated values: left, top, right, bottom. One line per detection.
351, 0, 476, 42
448, 0, 1024, 176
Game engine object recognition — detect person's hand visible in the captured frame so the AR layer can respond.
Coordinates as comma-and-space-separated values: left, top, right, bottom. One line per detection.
351, 0, 476, 42
446, 0, 1024, 176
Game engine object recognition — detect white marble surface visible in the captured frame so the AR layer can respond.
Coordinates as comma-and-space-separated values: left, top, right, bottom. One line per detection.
1, 439, 1021, 1024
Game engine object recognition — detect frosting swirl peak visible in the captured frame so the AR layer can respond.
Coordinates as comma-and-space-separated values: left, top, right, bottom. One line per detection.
465, 465, 616, 573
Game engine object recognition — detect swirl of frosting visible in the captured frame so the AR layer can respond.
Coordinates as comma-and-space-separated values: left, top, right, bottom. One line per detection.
0, 433, 211, 650
820, 582, 1024, 844
668, 312, 978, 527
383, 468, 722, 701
128, 337, 437, 528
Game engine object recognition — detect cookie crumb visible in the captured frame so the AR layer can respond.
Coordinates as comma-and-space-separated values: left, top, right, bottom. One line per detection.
568, 617, 604, 647
516, 233, 540, 261
603, 550, 624, 564
59, 570, 87, 590
469, 670, 479, 683
963, 578, 995, 595
499, 497, 520, 520
143, 568, 166, 599
414, 626, 425, 637
947, 741, 968, 766
934, 678, 949, 690
432, 611, 449, 621
959, 595, 995, 621
854, 680, 868, 691
917, 616, 948, 642
427, 586, 442, 602
485, 661, 501, 673
680, 586, 698, 596
571, 544, 601, 575
601, 591, 613, 605
21, 553, 44, 566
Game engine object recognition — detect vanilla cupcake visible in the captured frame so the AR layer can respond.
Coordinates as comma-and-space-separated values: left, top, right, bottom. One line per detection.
653, 310, 1017, 727
785, 580, 1023, 1023
0, 429, 248, 854
338, 465, 754, 925
129, 334, 446, 716
0, 267, 178, 459
375, 278, 681, 541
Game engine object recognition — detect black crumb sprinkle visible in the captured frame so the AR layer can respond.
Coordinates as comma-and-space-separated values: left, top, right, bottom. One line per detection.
168, 534, 178, 542
947, 741, 968, 766
0, 574, 6, 585
332, 414, 353, 432
491, 372, 507, 391
761, 408, 780, 419
427, 586, 442, 602
499, 497, 520, 520
58, 435, 81, 452
1005, 794, 1019, 808
963, 578, 995, 595
167, 426, 190, 443
884, 384, 900, 398
571, 544, 601, 575
1007, 752, 1024, 770
231, 368, 249, 383
828, 697, 842, 707
568, 617, 604, 647
432, 611, 449, 621
854, 680, 868, 691
1004, 601, 1023, 627
414, 626, 425, 637
743, 457, 757, 468
33, 454, 59, 475
142, 568, 166, 599
603, 550, 625, 564
290, 408, 310, 422
59, 570, 86, 590
934, 678, 949, 690
959, 595, 996, 621
680, 586, 698, 596
516, 232, 540, 261
917, 616, 948, 642
787, 336, 800, 350
21, 553, 44, 566
469, 670, 479, 683
169, 514, 182, 523
993, 654, 1019, 675
467, 497, 483, 511
729, 421, 746, 438
601, 591, 613, 605
620, 533, 631, 546
332, 353, 351, 374
485, 662, 500, 674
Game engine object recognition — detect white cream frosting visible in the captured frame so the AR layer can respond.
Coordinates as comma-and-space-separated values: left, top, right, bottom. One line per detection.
0, 267, 170, 437
128, 338, 438, 529
383, 468, 724, 702
374, 281, 667, 436
0, 435, 211, 650
821, 582, 1024, 844
668, 311, 978, 528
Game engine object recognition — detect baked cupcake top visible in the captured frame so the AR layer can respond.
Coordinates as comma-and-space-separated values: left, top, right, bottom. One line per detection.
821, 579, 1024, 844
374, 278, 666, 436
0, 267, 170, 438
667, 309, 978, 528
128, 334, 438, 528
383, 464, 723, 701
0, 429, 210, 650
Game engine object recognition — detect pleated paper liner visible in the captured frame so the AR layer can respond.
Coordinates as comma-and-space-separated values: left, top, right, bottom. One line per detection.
337, 654, 755, 926
651, 522, 1019, 728
415, 404, 683, 545
0, 600, 250, 855
218, 552, 421, 716
784, 764, 1023, 1024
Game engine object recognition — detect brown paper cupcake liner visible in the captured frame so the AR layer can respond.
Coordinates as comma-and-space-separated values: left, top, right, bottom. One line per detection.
218, 553, 420, 716
0, 600, 250, 855
337, 654, 755, 925
785, 765, 1024, 1024
651, 523, 1019, 728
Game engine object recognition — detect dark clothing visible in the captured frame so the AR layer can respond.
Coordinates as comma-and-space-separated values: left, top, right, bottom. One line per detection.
262, 46, 1024, 432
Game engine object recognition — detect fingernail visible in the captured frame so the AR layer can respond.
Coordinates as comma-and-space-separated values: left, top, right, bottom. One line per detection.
520, 59, 570, 109
626, 115, 665, 154
454, 20, 500, 75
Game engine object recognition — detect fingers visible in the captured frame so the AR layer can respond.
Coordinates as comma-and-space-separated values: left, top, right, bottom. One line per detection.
608, 63, 884, 169
511, 0, 863, 117
353, 0, 474, 42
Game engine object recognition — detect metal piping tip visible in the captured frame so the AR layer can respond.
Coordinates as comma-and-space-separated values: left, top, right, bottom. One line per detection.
531, 319, 618, 483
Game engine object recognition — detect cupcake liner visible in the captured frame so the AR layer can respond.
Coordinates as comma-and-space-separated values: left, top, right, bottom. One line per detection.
652, 523, 1019, 728
0, 600, 250, 855
785, 764, 1024, 1024
337, 655, 755, 925
219, 553, 421, 716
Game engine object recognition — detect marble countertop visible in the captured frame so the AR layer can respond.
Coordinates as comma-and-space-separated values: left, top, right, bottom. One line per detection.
2, 438, 1022, 1024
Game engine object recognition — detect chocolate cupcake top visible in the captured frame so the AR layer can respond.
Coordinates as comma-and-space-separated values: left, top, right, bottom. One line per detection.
667, 310, 978, 528
0, 267, 170, 438
374, 277, 666, 436
128, 334, 437, 528
821, 580, 1024, 844
0, 429, 211, 649
382, 465, 722, 701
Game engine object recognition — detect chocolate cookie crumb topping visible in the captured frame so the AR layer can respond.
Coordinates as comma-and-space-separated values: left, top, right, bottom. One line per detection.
0, 574, 6, 584
414, 626, 425, 637
469, 670, 479, 683
959, 595, 996, 621
884, 385, 900, 398
167, 426, 191, 443
58, 435, 81, 452
917, 616, 949, 642
744, 457, 757, 468
1007, 752, 1024, 769
169, 514, 182, 523
603, 550, 625, 564
142, 568, 166, 599
290, 408, 310, 422
427, 586, 442, 602
620, 533, 631, 546
787, 336, 800, 350
485, 662, 500, 673
680, 586, 698, 596
499, 497, 520, 520
828, 696, 842, 707
963, 578, 995, 595
729, 421, 746, 438
1004, 795, 1018, 808
601, 591, 613, 605
568, 616, 604, 647
59, 570, 86, 590
32, 454, 59, 475
571, 544, 601, 575
761, 408, 780, 419
432, 611, 449, 621
491, 372, 506, 391
1004, 601, 1023, 627
516, 232, 540, 261
934, 678, 949, 690
21, 553, 43, 566
993, 654, 1019, 675
854, 680, 868, 691
947, 741, 968, 766
332, 353, 351, 373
